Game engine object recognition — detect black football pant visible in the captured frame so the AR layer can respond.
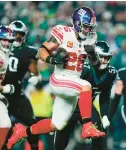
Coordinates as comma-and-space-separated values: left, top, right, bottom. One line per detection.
2, 93, 39, 150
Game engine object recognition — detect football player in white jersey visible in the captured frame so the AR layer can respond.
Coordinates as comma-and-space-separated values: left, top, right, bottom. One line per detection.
0, 25, 15, 149
7, 6, 105, 149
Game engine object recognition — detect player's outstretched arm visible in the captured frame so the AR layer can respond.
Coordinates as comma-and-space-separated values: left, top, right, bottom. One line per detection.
84, 33, 101, 69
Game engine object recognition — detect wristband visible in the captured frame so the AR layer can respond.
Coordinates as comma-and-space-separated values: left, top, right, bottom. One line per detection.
45, 56, 53, 64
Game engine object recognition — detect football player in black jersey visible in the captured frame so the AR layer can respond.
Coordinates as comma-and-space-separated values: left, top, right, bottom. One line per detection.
1, 21, 41, 150
54, 41, 117, 150
109, 67, 126, 123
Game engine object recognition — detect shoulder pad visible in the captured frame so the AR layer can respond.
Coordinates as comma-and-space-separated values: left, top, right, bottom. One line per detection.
51, 25, 64, 44
51, 25, 72, 44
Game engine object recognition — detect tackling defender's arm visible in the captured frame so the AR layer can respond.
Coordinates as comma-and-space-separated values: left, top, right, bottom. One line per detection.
84, 44, 101, 69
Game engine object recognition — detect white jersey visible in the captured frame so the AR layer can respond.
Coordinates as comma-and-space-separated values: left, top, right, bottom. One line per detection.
0, 50, 9, 83
0, 50, 11, 128
51, 25, 96, 76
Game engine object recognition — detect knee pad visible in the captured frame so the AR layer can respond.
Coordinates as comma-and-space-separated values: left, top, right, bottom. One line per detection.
0, 101, 11, 128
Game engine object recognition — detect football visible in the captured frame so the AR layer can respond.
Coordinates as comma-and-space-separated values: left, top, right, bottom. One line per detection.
51, 47, 69, 63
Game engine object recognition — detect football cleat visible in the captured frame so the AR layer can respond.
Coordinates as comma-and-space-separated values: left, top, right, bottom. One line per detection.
81, 122, 105, 139
7, 123, 27, 149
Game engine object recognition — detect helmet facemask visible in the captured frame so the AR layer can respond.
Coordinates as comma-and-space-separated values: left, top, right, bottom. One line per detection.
71, 19, 96, 40
71, 7, 97, 40
13, 31, 26, 47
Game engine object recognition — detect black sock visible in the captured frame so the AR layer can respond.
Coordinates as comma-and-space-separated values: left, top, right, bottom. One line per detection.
82, 118, 91, 124
26, 127, 32, 136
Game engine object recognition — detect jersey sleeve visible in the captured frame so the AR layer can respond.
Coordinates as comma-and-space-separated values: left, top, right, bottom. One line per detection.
80, 62, 91, 79
108, 66, 117, 81
117, 67, 126, 80
28, 46, 38, 60
51, 25, 64, 45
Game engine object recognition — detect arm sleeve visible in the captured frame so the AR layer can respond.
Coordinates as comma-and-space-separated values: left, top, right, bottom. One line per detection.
80, 62, 90, 80
108, 94, 121, 121
29, 47, 38, 60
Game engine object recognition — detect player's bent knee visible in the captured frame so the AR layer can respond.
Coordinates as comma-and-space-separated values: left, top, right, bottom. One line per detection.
52, 120, 67, 131
81, 84, 92, 92
0, 114, 11, 128
0, 101, 12, 128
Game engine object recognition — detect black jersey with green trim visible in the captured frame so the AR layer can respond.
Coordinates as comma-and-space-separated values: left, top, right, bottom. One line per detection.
117, 68, 126, 100
80, 62, 117, 98
2, 43, 38, 89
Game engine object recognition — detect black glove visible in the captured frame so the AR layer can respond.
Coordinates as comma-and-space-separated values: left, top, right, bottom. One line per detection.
84, 44, 101, 69
84, 44, 95, 53
46, 48, 69, 64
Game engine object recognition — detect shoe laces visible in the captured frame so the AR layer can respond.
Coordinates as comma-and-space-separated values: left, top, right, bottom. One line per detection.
91, 122, 100, 132
85, 122, 100, 133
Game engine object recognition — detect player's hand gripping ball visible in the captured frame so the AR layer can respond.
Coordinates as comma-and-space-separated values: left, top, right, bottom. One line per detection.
51, 47, 69, 64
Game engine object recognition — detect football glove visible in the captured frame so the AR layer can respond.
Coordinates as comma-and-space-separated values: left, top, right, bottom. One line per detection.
46, 47, 69, 64
102, 115, 110, 129
28, 75, 42, 86
84, 32, 97, 53
2, 84, 15, 94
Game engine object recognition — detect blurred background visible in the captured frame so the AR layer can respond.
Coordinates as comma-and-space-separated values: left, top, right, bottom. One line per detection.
0, 1, 126, 150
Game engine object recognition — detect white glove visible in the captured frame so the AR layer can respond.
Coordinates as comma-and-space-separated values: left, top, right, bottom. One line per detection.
2, 84, 15, 94
102, 115, 110, 129
28, 75, 42, 86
